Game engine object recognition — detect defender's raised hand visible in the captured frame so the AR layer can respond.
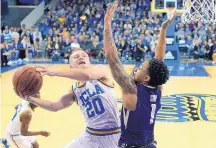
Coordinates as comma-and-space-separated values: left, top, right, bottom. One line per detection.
104, 1, 118, 29
162, 10, 176, 29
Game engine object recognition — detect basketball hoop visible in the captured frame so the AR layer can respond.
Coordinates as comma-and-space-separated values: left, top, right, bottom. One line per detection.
181, 0, 216, 24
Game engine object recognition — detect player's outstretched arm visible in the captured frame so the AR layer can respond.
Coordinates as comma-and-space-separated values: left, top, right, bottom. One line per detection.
103, 1, 137, 110
36, 65, 108, 81
20, 111, 50, 137
20, 90, 75, 112
155, 11, 176, 60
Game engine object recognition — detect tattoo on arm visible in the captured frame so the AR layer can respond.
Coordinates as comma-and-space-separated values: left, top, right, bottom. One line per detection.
109, 59, 137, 94
103, 28, 118, 59
103, 28, 137, 94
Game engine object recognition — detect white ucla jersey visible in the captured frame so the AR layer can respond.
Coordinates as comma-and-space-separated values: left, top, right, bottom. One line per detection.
72, 79, 120, 130
6, 101, 33, 135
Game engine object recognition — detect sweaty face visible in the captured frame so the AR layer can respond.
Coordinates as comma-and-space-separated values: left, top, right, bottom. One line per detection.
69, 50, 90, 68
133, 60, 150, 84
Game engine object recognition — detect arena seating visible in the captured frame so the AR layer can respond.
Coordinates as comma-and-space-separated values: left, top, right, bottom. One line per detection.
1, 0, 216, 67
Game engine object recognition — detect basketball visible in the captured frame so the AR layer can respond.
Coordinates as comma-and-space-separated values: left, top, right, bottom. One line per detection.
12, 65, 43, 96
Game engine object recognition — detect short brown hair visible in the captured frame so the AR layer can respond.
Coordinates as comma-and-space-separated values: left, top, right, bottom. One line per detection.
70, 48, 87, 56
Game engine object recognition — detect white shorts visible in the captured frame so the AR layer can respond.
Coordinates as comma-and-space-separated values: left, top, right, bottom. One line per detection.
6, 132, 37, 148
65, 132, 120, 148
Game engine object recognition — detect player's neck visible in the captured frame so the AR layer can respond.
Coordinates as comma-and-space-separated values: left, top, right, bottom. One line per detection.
136, 80, 148, 85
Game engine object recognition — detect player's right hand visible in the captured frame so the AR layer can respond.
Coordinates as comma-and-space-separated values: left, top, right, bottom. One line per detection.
40, 131, 50, 137
104, 0, 118, 28
161, 11, 176, 29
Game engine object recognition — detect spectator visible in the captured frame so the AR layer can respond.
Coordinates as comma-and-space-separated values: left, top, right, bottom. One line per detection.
203, 40, 211, 60
45, 37, 53, 58
71, 39, 80, 50
122, 45, 132, 61
3, 26, 12, 43
51, 48, 61, 61
1, 43, 8, 66
9, 40, 19, 63
193, 38, 200, 60
21, 36, 34, 61
211, 40, 216, 60
33, 28, 43, 57
2, 0, 214, 65
134, 40, 145, 62
11, 27, 20, 40
89, 41, 102, 59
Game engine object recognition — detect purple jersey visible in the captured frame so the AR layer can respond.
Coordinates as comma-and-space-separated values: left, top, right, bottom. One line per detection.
119, 84, 161, 146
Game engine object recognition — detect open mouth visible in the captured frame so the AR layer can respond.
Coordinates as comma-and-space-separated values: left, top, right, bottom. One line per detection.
78, 61, 86, 65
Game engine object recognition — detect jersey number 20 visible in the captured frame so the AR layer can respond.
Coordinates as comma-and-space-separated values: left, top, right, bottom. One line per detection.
86, 97, 105, 118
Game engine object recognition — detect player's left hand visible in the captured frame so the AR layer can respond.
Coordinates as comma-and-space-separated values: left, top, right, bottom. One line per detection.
161, 10, 176, 29
104, 0, 118, 28
34, 65, 56, 76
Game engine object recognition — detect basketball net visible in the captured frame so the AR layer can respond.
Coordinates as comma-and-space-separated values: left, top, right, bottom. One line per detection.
181, 0, 216, 24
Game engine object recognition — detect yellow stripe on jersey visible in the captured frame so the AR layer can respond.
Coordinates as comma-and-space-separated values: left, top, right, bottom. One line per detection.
98, 79, 114, 88
86, 128, 120, 136
27, 104, 34, 112
76, 81, 86, 88
71, 84, 78, 104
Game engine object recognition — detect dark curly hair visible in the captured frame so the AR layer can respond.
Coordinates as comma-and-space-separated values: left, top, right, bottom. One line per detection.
147, 58, 169, 87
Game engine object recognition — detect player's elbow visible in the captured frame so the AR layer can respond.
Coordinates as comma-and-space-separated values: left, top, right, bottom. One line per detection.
51, 106, 61, 112
50, 103, 61, 112
20, 130, 28, 136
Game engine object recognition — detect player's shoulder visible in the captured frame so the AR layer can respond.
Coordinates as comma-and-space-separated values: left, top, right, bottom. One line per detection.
158, 85, 163, 91
20, 110, 32, 120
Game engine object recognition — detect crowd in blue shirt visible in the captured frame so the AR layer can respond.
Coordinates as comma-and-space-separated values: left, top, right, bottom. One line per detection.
1, 0, 216, 67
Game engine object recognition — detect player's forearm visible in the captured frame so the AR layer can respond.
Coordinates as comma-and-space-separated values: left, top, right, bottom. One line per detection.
108, 59, 137, 94
103, 25, 118, 61
21, 130, 41, 136
103, 23, 136, 94
29, 97, 59, 112
52, 68, 92, 81
155, 28, 166, 60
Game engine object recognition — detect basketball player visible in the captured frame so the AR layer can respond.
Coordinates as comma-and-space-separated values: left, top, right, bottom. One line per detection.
19, 48, 121, 148
0, 138, 10, 148
6, 92, 50, 148
103, 1, 174, 147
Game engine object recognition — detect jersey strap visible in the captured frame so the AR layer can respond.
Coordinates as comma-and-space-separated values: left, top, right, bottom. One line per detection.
72, 82, 78, 104
98, 79, 114, 88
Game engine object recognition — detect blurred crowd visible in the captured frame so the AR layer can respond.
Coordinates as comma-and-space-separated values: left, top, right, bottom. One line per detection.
175, 18, 216, 60
155, 0, 183, 9
1, 0, 216, 67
